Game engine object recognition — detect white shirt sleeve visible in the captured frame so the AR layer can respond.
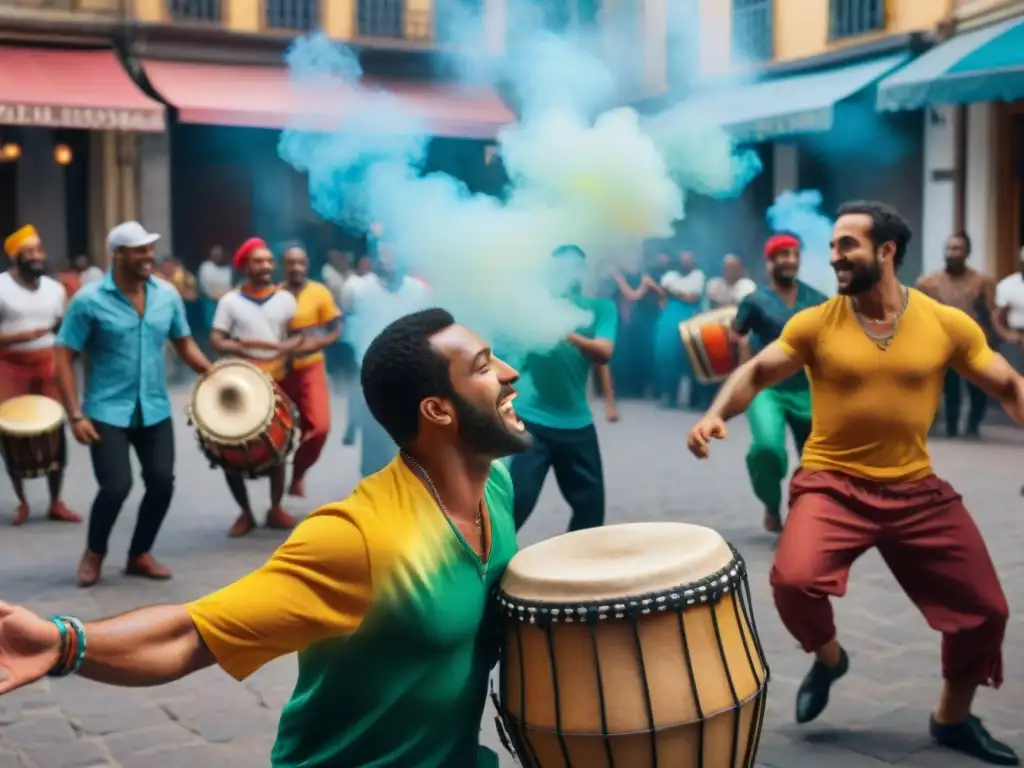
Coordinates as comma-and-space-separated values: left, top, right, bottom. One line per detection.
734, 277, 756, 302
54, 281, 68, 318
995, 276, 1013, 308
211, 293, 234, 334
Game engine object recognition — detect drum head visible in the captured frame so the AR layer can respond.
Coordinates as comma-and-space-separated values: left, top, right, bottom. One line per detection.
0, 395, 65, 436
502, 522, 734, 604
190, 359, 276, 443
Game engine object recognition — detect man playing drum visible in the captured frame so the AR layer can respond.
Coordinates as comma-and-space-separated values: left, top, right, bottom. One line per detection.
280, 245, 341, 497
55, 222, 213, 587
688, 201, 1019, 766
0, 308, 530, 768
730, 233, 827, 533
0, 225, 80, 526
210, 238, 301, 537
508, 245, 617, 533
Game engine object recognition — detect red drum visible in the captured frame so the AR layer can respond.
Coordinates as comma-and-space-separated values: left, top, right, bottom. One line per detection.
188, 359, 297, 477
680, 307, 740, 384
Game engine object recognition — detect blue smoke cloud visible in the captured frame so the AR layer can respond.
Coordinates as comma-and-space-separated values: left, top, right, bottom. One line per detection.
766, 190, 836, 296
278, 16, 763, 355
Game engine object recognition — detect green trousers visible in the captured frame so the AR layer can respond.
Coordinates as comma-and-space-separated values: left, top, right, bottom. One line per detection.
745, 387, 812, 515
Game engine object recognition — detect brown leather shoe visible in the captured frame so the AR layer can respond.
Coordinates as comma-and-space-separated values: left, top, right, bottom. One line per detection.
11, 504, 28, 526
77, 550, 103, 588
266, 507, 296, 530
125, 553, 171, 581
287, 477, 306, 498
228, 510, 257, 538
48, 501, 83, 523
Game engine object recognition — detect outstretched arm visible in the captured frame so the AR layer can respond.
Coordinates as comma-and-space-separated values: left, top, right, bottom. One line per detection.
706, 343, 805, 421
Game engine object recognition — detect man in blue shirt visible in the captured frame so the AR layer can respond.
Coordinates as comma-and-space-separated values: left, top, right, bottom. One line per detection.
730, 232, 827, 533
54, 222, 212, 588
508, 245, 617, 532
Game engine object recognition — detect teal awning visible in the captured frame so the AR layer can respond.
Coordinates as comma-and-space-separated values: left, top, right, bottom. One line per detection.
877, 18, 1024, 111
683, 54, 908, 142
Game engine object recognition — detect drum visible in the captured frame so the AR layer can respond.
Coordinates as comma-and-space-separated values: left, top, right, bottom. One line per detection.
680, 307, 740, 384
188, 358, 298, 477
494, 522, 768, 768
0, 395, 66, 479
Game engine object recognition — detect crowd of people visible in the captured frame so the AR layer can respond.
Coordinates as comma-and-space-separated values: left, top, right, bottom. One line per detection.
2, 201, 1024, 767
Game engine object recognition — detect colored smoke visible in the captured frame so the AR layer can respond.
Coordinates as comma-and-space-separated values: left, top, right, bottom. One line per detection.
278, 12, 763, 355
766, 190, 836, 297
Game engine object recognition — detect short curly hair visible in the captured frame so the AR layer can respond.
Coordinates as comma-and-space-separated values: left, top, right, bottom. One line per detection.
837, 200, 912, 268
360, 308, 457, 447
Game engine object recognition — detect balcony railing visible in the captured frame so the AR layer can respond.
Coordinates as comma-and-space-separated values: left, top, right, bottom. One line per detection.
265, 0, 319, 31
357, 0, 404, 39
732, 0, 773, 62
829, 0, 886, 39
167, 0, 222, 23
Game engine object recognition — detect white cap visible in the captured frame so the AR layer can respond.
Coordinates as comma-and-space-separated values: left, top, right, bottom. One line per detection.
107, 221, 160, 252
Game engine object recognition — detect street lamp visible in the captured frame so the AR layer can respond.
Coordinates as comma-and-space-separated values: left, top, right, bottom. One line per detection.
0, 142, 21, 161
54, 144, 73, 166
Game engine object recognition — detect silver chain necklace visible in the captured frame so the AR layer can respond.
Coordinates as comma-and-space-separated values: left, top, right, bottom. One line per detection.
401, 452, 483, 531
852, 286, 909, 351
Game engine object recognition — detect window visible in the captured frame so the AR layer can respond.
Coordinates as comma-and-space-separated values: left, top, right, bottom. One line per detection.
829, 0, 885, 39
167, 0, 222, 23
358, 0, 405, 39
265, 0, 320, 31
732, 0, 773, 63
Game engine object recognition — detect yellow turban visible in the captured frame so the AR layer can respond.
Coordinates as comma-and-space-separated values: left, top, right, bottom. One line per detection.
3, 225, 39, 258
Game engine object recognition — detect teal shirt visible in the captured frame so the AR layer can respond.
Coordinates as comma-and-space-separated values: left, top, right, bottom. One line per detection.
731, 281, 827, 391
56, 273, 191, 427
512, 296, 618, 429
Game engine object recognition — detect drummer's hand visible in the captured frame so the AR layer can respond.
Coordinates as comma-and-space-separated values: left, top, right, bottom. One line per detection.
687, 416, 727, 459
280, 335, 304, 354
70, 417, 100, 446
0, 602, 62, 695
239, 339, 281, 352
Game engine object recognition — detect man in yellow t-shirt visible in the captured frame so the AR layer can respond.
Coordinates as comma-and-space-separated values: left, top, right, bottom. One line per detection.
281, 246, 341, 497
687, 201, 1022, 766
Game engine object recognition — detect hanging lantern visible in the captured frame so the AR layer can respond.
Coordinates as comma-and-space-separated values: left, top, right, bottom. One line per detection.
0, 142, 21, 161
54, 144, 73, 166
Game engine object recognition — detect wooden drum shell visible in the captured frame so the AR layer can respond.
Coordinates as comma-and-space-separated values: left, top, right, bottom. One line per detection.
199, 392, 297, 477
680, 307, 740, 384
496, 552, 769, 768
0, 428, 64, 479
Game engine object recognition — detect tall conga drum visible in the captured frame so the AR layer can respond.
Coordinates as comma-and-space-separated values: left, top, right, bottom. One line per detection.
495, 522, 768, 768
680, 307, 740, 384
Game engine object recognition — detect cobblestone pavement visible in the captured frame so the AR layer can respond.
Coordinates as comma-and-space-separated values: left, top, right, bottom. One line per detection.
0, 389, 1022, 767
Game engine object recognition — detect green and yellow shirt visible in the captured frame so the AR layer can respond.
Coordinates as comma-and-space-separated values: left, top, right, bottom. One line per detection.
187, 458, 517, 767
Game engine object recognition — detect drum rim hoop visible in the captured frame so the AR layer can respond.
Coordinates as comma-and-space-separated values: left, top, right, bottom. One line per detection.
187, 358, 279, 445
498, 546, 747, 626
0, 395, 66, 436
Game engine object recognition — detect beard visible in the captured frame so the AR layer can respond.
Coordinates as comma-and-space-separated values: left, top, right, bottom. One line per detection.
17, 261, 45, 280
451, 391, 532, 458
836, 256, 883, 296
772, 270, 796, 287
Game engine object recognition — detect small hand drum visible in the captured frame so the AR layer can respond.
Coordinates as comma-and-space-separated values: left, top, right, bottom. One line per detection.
0, 395, 66, 479
680, 307, 740, 384
494, 522, 769, 768
188, 358, 297, 478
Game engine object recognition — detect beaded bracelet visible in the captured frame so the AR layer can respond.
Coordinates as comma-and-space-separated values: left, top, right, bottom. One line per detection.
61, 616, 87, 676
45, 617, 68, 678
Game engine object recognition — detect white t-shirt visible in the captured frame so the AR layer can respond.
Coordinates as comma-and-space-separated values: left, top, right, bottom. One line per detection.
995, 272, 1024, 330
0, 272, 67, 350
661, 269, 706, 298
198, 261, 233, 300
211, 289, 297, 360
706, 276, 756, 306
320, 264, 349, 307
345, 274, 430, 362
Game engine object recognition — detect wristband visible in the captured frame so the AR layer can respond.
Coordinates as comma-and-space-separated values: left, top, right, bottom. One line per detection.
44, 617, 69, 677
61, 616, 87, 676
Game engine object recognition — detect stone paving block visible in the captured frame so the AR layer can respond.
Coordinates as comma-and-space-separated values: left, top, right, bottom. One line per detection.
161, 701, 281, 744
102, 725, 202, 763
19, 739, 108, 768
0, 716, 76, 747
70, 706, 171, 737
0, 752, 23, 768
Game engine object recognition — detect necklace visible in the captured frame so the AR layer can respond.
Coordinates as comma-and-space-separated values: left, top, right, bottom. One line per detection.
852, 286, 910, 351
401, 452, 483, 532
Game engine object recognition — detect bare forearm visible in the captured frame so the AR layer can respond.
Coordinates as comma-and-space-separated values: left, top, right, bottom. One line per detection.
210, 333, 243, 355
79, 605, 214, 687
568, 334, 613, 364
54, 348, 82, 417
706, 362, 763, 421
173, 338, 213, 374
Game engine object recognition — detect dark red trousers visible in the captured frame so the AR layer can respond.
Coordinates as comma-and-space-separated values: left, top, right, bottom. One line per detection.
770, 469, 1008, 688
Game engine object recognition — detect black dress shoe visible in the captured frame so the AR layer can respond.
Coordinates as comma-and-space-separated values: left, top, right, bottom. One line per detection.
930, 715, 1020, 765
795, 647, 849, 724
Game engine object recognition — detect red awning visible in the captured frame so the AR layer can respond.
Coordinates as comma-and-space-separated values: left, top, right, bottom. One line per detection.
0, 47, 165, 132
142, 60, 514, 140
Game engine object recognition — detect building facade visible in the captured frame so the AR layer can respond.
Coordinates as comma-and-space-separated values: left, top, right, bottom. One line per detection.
0, 0, 515, 269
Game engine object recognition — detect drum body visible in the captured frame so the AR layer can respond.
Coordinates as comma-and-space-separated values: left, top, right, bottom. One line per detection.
495, 523, 768, 768
680, 307, 739, 384
0, 395, 66, 479
188, 359, 297, 477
